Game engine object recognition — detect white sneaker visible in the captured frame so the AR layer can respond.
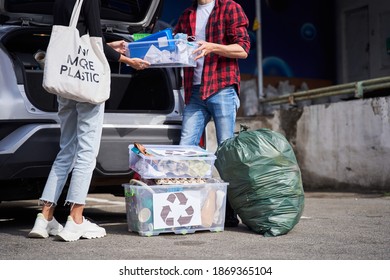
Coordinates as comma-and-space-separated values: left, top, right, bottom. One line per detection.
28, 213, 64, 238
56, 216, 106, 242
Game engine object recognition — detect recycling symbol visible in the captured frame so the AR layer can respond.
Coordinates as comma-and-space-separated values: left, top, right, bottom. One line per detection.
160, 192, 194, 226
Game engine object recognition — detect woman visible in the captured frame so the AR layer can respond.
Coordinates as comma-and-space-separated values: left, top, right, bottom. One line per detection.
28, 0, 150, 242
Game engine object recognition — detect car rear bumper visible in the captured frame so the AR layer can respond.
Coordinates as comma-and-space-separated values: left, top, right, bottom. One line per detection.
0, 123, 181, 179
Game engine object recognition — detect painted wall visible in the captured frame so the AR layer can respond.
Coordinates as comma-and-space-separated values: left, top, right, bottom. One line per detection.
160, 0, 336, 81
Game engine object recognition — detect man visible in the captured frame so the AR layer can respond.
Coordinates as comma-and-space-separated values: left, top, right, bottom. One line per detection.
174, 0, 250, 227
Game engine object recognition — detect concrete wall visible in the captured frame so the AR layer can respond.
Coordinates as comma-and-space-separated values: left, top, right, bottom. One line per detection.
207, 96, 390, 193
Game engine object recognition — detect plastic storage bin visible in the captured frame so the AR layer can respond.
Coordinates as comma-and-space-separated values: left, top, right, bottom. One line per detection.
136, 28, 174, 43
128, 29, 175, 58
129, 144, 217, 179
128, 36, 197, 67
123, 178, 227, 236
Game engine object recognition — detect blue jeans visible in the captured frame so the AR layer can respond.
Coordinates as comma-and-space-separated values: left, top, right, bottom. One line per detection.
180, 85, 240, 146
40, 97, 104, 205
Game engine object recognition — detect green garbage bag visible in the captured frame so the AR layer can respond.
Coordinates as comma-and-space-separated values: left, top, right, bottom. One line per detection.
215, 128, 304, 237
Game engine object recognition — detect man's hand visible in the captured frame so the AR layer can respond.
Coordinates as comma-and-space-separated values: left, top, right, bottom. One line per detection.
193, 40, 214, 60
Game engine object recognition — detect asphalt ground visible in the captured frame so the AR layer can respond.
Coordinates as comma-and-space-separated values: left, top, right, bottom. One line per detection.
0, 192, 390, 280
0, 191, 389, 260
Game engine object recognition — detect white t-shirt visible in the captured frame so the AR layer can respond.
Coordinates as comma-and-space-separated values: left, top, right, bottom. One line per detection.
193, 0, 215, 85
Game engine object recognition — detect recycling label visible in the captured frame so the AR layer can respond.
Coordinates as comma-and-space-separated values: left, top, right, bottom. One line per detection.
153, 191, 201, 229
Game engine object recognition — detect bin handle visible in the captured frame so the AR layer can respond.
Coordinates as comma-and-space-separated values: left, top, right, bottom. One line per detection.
129, 179, 155, 194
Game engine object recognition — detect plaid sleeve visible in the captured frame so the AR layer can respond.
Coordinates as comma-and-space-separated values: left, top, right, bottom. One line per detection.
226, 2, 251, 54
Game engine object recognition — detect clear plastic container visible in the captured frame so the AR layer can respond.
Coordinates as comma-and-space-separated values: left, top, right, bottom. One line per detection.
123, 178, 227, 236
129, 144, 216, 179
127, 39, 197, 67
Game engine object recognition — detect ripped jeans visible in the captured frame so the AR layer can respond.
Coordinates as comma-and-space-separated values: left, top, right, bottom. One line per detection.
40, 96, 104, 206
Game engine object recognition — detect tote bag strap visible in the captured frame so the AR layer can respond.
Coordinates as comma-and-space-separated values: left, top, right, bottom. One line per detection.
69, 0, 84, 28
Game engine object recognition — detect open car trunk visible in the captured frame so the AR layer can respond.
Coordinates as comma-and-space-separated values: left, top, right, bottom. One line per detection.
2, 26, 178, 114
0, 26, 183, 180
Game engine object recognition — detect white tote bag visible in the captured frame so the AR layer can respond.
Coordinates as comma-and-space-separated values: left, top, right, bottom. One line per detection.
43, 0, 111, 104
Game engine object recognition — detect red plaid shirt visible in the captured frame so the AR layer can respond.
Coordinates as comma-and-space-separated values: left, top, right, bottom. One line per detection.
174, 0, 250, 104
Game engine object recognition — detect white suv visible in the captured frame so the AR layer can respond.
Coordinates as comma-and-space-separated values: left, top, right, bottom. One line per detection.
0, 0, 186, 201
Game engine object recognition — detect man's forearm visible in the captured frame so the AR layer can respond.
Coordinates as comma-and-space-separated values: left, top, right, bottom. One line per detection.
212, 43, 248, 59
198, 41, 248, 59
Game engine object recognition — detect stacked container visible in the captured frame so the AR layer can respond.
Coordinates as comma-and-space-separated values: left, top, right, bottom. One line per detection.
123, 144, 228, 236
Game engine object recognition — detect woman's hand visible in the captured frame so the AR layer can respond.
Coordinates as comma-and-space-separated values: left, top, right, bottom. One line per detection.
107, 40, 127, 55
119, 55, 151, 70
111, 41, 151, 70
129, 58, 151, 70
